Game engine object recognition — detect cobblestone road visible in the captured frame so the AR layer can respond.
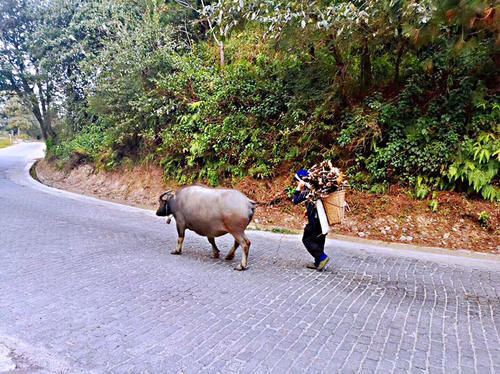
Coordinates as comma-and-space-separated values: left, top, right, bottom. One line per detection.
1, 143, 499, 374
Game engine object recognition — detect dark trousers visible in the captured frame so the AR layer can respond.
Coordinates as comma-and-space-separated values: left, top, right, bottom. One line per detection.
302, 220, 326, 263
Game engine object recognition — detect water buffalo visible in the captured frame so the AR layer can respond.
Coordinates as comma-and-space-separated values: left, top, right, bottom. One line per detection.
156, 185, 255, 270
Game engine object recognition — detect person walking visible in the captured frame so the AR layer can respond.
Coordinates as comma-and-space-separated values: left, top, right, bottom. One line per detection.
293, 169, 330, 271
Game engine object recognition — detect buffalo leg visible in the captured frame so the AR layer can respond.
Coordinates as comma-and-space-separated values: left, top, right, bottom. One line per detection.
208, 237, 220, 258
225, 240, 239, 261
233, 233, 250, 271
171, 224, 185, 255
171, 237, 184, 255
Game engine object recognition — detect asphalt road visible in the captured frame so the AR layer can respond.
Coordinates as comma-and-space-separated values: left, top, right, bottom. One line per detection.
1, 142, 499, 374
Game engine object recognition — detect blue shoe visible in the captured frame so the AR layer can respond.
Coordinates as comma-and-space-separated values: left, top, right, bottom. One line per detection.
316, 255, 330, 271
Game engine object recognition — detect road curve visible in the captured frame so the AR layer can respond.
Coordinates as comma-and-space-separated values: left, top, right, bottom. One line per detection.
0, 142, 499, 373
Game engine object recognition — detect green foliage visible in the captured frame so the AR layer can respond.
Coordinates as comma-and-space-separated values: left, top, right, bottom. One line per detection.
428, 191, 439, 212
413, 176, 431, 199
157, 55, 294, 184
2, 96, 36, 135
428, 199, 438, 213
342, 50, 498, 201
478, 211, 490, 228
370, 184, 387, 195
49, 122, 110, 163
270, 227, 297, 235
363, 78, 470, 183
285, 185, 296, 199
13, 0, 497, 204
45, 136, 54, 151
447, 131, 500, 201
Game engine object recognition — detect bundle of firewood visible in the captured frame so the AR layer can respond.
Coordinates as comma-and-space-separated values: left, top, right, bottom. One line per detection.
301, 160, 348, 201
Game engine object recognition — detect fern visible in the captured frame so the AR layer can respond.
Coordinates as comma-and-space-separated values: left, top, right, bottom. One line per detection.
447, 133, 500, 201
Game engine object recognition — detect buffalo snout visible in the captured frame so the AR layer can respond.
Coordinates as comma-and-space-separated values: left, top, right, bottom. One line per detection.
156, 201, 167, 216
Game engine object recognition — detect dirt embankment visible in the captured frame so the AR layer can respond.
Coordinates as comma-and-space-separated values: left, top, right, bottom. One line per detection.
35, 159, 500, 253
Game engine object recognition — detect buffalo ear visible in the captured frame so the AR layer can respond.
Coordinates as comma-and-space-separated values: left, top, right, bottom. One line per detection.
159, 190, 174, 201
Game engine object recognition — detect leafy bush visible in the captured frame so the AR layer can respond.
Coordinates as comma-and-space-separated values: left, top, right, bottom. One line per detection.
478, 211, 490, 228
447, 132, 500, 201
155, 55, 295, 184
48, 122, 110, 163
44, 0, 498, 205
428, 194, 439, 212
340, 48, 499, 201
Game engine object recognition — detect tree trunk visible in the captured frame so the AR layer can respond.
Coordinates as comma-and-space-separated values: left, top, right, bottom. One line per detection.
219, 41, 225, 67
31, 101, 56, 140
308, 43, 316, 60
327, 32, 347, 104
360, 38, 372, 92
31, 105, 48, 139
394, 40, 407, 88
14, 76, 56, 141
43, 115, 57, 140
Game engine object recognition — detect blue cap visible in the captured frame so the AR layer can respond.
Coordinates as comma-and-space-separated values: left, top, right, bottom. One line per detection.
294, 169, 309, 181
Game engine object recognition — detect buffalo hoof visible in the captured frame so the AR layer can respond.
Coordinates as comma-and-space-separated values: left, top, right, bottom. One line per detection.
234, 264, 247, 271
170, 250, 181, 255
225, 254, 234, 261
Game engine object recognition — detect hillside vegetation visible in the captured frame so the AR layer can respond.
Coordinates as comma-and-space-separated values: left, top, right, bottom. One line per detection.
1, 0, 499, 203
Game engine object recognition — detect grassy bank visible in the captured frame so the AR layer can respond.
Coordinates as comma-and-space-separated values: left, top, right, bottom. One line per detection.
0, 138, 11, 149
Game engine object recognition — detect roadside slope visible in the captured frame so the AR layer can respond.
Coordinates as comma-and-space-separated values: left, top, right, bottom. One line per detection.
35, 158, 500, 254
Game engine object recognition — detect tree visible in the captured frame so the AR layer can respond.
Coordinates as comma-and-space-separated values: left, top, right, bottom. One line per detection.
174, 0, 232, 66
413, 0, 499, 47
0, 0, 56, 139
0, 0, 103, 140
2, 96, 36, 137
200, 0, 422, 92
0, 93, 8, 131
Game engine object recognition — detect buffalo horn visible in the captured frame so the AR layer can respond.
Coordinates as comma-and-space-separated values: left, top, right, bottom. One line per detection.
159, 190, 173, 201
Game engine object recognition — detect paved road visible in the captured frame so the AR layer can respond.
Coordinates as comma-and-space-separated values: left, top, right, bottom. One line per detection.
1, 143, 499, 374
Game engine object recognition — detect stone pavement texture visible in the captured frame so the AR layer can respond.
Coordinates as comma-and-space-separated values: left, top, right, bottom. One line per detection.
0, 143, 499, 374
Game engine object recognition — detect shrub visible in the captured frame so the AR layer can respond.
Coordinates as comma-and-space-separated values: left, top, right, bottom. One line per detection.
447, 132, 500, 201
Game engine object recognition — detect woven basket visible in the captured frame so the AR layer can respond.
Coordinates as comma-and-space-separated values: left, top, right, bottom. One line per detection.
321, 190, 346, 225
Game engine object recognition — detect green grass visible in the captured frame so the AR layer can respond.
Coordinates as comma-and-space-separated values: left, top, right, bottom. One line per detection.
270, 227, 298, 235
0, 138, 11, 149
248, 225, 299, 235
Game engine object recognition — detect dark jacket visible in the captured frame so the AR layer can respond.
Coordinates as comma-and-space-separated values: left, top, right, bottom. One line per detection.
293, 189, 318, 224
